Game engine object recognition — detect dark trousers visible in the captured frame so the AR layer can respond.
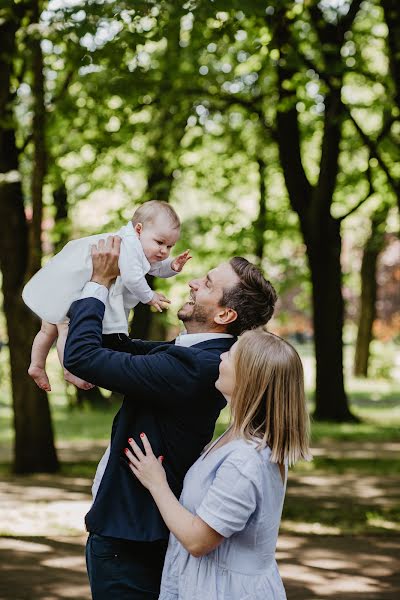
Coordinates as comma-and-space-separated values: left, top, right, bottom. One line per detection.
86, 533, 168, 600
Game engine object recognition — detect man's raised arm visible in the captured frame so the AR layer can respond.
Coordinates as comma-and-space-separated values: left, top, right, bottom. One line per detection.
63, 236, 195, 407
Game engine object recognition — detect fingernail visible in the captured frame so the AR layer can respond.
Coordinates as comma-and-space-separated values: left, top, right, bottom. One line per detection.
124, 448, 128, 453
140, 433, 144, 438
128, 438, 133, 443
160, 456, 164, 462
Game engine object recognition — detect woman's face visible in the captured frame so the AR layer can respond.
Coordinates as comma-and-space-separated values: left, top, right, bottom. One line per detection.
215, 342, 238, 402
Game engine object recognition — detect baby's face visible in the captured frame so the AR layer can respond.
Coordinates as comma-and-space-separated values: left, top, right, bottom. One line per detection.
137, 215, 180, 263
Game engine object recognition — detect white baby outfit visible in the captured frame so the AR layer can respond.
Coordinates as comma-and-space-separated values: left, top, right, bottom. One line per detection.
22, 221, 176, 334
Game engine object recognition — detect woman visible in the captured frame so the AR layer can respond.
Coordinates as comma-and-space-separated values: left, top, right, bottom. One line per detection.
125, 329, 311, 599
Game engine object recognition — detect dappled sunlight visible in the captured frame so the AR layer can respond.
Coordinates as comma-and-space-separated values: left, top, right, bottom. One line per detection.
0, 538, 52, 553
289, 473, 399, 503
0, 499, 90, 536
0, 535, 90, 600
41, 555, 86, 570
278, 535, 400, 599
311, 440, 400, 459
0, 446, 398, 598
0, 395, 399, 597
0, 476, 91, 537
281, 521, 342, 535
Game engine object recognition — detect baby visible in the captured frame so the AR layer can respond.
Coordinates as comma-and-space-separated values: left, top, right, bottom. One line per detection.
23, 200, 191, 392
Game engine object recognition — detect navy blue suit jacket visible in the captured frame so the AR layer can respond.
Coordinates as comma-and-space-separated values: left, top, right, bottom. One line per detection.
64, 298, 236, 542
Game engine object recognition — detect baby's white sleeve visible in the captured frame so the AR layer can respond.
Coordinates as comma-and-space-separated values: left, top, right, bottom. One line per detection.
119, 238, 154, 304
148, 258, 176, 279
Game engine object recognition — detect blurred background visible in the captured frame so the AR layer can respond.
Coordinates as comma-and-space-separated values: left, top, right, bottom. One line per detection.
0, 0, 399, 598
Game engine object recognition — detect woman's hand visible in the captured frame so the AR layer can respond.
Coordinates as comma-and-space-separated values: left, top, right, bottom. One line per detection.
126, 434, 223, 558
125, 433, 167, 492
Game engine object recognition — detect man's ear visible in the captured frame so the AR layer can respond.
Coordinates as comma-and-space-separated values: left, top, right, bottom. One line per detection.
135, 222, 143, 236
214, 307, 237, 327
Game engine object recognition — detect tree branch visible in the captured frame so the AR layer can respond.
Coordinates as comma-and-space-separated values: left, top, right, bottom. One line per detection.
293, 48, 399, 197
348, 111, 399, 194
49, 70, 74, 108
339, 0, 363, 36
338, 159, 373, 222
19, 133, 33, 154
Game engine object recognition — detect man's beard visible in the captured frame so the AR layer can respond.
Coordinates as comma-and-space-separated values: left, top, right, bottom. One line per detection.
178, 302, 209, 325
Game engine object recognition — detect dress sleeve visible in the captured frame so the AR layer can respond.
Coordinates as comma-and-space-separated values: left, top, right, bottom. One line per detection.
196, 454, 259, 538
119, 237, 154, 304
148, 258, 176, 278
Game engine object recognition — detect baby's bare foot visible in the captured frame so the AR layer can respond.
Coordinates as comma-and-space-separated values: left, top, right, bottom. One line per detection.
28, 364, 52, 392
64, 369, 95, 390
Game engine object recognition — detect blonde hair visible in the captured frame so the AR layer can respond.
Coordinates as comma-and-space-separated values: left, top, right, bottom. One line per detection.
230, 329, 311, 466
131, 200, 180, 229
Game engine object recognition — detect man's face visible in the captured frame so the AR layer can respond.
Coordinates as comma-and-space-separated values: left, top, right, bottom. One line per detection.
178, 262, 239, 330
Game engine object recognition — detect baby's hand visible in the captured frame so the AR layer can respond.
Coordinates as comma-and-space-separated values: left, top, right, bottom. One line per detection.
171, 249, 192, 273
148, 292, 171, 313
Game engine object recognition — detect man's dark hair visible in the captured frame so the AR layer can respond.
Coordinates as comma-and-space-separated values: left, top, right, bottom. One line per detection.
220, 257, 278, 336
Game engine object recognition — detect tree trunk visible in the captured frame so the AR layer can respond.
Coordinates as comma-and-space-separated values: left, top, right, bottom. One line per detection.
275, 88, 354, 419
307, 218, 354, 420
382, 0, 400, 111
27, 3, 46, 278
354, 205, 389, 376
381, 0, 400, 213
0, 11, 58, 473
273, 4, 362, 421
53, 180, 71, 253
129, 287, 154, 339
254, 157, 267, 263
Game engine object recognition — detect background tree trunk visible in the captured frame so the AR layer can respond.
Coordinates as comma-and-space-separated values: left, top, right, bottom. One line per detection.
381, 0, 400, 214
308, 218, 352, 420
0, 9, 58, 473
27, 2, 46, 278
53, 180, 71, 253
354, 205, 389, 376
275, 80, 354, 420
254, 157, 267, 263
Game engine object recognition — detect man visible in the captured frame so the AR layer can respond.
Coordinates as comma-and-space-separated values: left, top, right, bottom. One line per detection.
64, 236, 277, 600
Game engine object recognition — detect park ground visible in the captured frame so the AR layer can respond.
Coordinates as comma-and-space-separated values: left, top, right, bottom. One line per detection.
0, 345, 399, 599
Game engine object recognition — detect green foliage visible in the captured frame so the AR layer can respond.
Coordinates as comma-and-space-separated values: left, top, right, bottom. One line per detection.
1, 0, 399, 448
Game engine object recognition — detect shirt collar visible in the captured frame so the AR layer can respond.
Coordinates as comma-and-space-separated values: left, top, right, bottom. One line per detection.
175, 332, 234, 347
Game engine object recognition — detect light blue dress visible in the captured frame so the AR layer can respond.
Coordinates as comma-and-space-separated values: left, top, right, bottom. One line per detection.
159, 435, 288, 600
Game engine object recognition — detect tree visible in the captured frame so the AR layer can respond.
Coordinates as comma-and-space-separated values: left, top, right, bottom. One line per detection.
0, 1, 58, 473
271, 1, 367, 420
354, 202, 390, 376
381, 0, 400, 212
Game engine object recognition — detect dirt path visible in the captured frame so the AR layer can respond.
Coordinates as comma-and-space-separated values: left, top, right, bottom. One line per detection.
0, 531, 398, 600
0, 441, 399, 599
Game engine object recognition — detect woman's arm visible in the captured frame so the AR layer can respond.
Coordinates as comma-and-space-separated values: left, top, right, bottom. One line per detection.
126, 434, 223, 557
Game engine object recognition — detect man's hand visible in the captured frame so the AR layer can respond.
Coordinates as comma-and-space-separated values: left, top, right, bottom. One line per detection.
147, 291, 171, 313
90, 236, 121, 289
171, 249, 192, 273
